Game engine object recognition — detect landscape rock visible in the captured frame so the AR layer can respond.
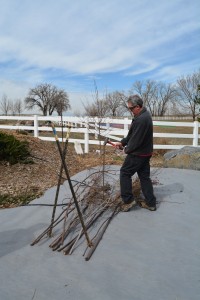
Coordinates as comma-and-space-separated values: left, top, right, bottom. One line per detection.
164, 146, 200, 170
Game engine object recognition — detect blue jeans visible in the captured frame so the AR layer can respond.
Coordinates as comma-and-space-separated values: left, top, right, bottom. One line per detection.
120, 154, 156, 207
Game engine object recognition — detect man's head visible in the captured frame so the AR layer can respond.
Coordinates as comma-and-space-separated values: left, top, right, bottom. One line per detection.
127, 95, 143, 116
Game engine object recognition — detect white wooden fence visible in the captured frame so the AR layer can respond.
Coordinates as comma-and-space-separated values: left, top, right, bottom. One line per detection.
0, 115, 199, 153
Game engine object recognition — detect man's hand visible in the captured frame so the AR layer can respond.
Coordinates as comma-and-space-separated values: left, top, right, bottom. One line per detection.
114, 142, 124, 150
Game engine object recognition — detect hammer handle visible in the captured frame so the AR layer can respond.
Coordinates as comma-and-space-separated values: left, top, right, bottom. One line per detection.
108, 140, 116, 147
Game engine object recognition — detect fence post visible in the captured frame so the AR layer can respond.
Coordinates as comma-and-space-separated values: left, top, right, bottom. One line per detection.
193, 121, 199, 146
84, 117, 89, 153
95, 117, 98, 139
124, 117, 129, 137
34, 115, 38, 138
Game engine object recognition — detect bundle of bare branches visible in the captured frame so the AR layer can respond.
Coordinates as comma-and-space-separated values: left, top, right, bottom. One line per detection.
31, 169, 122, 261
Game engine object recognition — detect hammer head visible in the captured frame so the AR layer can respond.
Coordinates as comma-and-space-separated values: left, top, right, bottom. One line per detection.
104, 138, 116, 148
104, 137, 109, 146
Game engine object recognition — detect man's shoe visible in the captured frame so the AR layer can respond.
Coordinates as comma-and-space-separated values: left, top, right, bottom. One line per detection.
138, 201, 156, 211
120, 200, 137, 212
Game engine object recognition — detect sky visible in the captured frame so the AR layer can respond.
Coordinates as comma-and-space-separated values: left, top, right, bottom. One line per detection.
0, 0, 199, 114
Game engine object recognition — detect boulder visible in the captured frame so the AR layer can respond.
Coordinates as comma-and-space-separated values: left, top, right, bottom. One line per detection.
164, 146, 200, 170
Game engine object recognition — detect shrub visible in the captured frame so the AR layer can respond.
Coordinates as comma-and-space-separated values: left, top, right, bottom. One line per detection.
0, 132, 31, 164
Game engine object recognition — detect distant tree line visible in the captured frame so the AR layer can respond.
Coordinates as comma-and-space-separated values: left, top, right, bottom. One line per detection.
0, 70, 200, 120
83, 70, 200, 121
0, 95, 23, 116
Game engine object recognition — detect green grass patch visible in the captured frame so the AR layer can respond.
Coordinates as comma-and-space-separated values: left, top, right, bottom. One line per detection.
112, 155, 124, 161
0, 193, 39, 208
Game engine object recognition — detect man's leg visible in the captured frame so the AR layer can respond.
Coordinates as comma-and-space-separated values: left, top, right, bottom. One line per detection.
137, 157, 156, 208
120, 155, 136, 203
120, 155, 141, 203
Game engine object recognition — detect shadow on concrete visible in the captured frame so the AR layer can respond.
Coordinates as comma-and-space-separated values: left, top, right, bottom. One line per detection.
0, 223, 47, 258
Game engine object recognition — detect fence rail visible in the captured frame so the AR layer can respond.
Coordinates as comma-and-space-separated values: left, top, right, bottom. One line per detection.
0, 115, 199, 153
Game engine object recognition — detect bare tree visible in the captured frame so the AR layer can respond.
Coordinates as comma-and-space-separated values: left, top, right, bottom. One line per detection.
14, 99, 23, 115
170, 99, 183, 116
24, 83, 70, 116
55, 92, 71, 116
0, 94, 11, 115
82, 80, 111, 152
131, 80, 157, 115
106, 91, 127, 117
114, 91, 132, 116
9, 101, 16, 115
176, 70, 200, 120
49, 89, 70, 116
4, 99, 23, 116
83, 99, 108, 117
83, 81, 109, 117
196, 84, 200, 102
153, 83, 177, 116
131, 80, 178, 116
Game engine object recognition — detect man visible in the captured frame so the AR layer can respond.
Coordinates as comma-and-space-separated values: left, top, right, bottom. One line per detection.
115, 94, 156, 212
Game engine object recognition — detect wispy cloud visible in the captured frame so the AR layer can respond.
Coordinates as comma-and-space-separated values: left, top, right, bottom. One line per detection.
0, 0, 199, 110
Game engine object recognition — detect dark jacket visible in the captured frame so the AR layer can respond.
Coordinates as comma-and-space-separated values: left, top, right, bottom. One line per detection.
121, 107, 153, 155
